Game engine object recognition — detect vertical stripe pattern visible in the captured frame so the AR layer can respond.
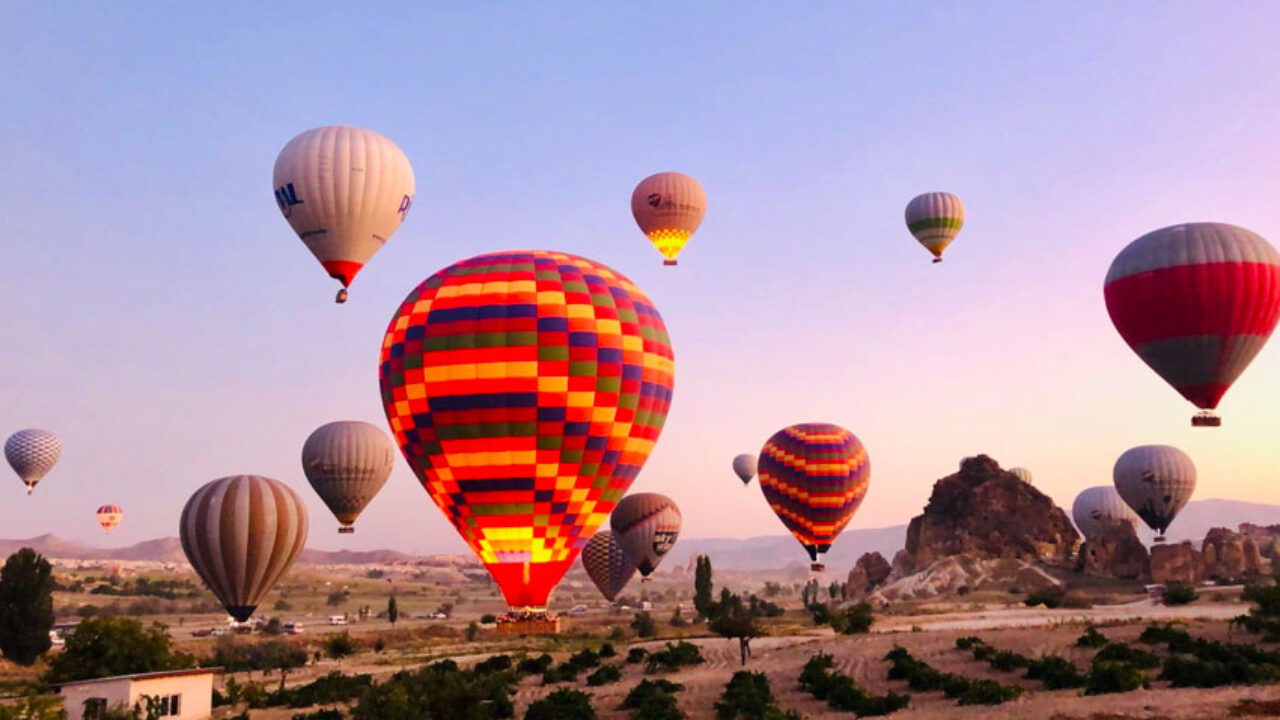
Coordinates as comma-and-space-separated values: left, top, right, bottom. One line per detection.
904, 192, 965, 259
757, 423, 870, 562
610, 492, 682, 577
1112, 445, 1196, 536
301, 421, 395, 530
1071, 486, 1138, 540
179, 475, 309, 622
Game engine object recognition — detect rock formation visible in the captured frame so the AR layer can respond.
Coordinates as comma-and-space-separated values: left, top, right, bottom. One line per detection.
1149, 541, 1203, 585
901, 455, 1079, 573
1076, 520, 1149, 580
1201, 527, 1264, 582
846, 551, 891, 597
1238, 524, 1280, 561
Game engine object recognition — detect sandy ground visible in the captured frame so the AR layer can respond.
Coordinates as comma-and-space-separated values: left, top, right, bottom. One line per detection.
222, 598, 1280, 720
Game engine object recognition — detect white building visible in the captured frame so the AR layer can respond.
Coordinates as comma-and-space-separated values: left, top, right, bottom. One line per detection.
57, 668, 218, 720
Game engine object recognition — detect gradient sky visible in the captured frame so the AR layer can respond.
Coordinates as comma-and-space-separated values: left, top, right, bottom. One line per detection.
4, 3, 1280, 554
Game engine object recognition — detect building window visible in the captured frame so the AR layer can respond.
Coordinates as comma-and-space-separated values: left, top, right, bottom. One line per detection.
83, 698, 107, 720
140, 694, 181, 717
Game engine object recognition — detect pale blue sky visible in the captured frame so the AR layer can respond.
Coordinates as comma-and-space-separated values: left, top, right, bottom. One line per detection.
4, 3, 1280, 554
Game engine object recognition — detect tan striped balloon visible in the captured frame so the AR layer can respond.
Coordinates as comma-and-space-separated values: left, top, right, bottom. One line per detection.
302, 421, 394, 533
610, 492, 682, 578
179, 475, 309, 622
272, 126, 415, 301
905, 191, 965, 262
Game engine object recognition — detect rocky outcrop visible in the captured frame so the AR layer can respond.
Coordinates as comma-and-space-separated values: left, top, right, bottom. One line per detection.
901, 455, 1079, 574
872, 553, 1061, 601
1077, 520, 1150, 580
847, 552, 892, 597
1201, 527, 1264, 582
1238, 524, 1280, 561
1150, 541, 1203, 585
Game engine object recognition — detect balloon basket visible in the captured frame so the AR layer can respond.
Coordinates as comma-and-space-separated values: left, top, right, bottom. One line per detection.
495, 611, 560, 636
1191, 412, 1220, 427
335, 288, 349, 304
1154, 535, 1167, 544
338, 527, 354, 534
663, 259, 678, 266
641, 576, 652, 584
810, 562, 826, 572
931, 258, 942, 264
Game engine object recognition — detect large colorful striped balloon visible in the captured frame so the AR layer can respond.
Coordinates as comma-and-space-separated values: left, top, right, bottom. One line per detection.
5, 429, 61, 495
379, 251, 675, 611
1104, 223, 1280, 425
179, 475, 309, 622
1113, 444, 1196, 539
96, 505, 124, 533
757, 423, 870, 570
905, 192, 964, 263
632, 172, 706, 266
1071, 486, 1137, 540
611, 492, 682, 579
580, 530, 636, 602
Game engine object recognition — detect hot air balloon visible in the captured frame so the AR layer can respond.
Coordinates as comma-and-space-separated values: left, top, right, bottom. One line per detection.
96, 505, 124, 533
905, 192, 964, 263
179, 475, 308, 622
1008, 467, 1033, 484
581, 530, 636, 602
1113, 445, 1196, 541
1104, 223, 1280, 427
611, 493, 682, 581
5, 429, 60, 495
758, 423, 870, 571
631, 172, 706, 266
379, 251, 675, 614
273, 125, 415, 303
1071, 486, 1138, 540
301, 421, 394, 534
732, 454, 757, 485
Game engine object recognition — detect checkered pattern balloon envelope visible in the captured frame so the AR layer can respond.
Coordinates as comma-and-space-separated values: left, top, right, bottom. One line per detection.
5, 429, 61, 495
757, 423, 870, 564
379, 251, 675, 610
96, 504, 124, 533
580, 530, 635, 602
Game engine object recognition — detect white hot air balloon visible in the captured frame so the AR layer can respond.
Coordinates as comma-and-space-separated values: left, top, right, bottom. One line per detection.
273, 126, 416, 303
1071, 486, 1139, 540
5, 429, 61, 495
1113, 445, 1196, 541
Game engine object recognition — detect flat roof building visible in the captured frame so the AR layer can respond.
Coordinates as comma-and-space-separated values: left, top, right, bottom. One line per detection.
56, 668, 218, 720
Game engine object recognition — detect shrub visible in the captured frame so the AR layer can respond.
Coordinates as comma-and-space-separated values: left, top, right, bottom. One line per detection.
941, 674, 972, 699
955, 636, 985, 650
1025, 656, 1086, 689
322, 632, 357, 659
714, 671, 774, 719
1094, 643, 1160, 669
619, 679, 684, 710
292, 710, 343, 720
798, 653, 836, 697
473, 655, 513, 675
1084, 660, 1148, 695
568, 648, 601, 670
1077, 625, 1108, 648
631, 612, 657, 638
525, 688, 595, 720
1024, 587, 1065, 608
480, 614, 497, 624
840, 602, 874, 634
957, 678, 1022, 706
626, 647, 649, 664
645, 641, 704, 674
599, 643, 616, 658
541, 662, 582, 685
517, 654, 553, 675
1163, 582, 1198, 606
633, 692, 685, 720
268, 671, 373, 708
586, 664, 622, 687
351, 660, 516, 720
1139, 622, 1190, 646
987, 650, 1031, 672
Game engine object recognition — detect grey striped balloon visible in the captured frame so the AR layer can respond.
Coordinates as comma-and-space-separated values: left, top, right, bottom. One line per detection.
611, 493, 682, 578
580, 530, 636, 602
301, 421, 394, 533
1071, 486, 1139, 540
5, 429, 61, 495
1113, 445, 1196, 537
179, 475, 309, 621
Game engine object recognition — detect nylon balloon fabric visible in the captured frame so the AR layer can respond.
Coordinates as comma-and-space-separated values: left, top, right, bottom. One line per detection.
757, 423, 869, 563
379, 250, 675, 610
581, 530, 635, 602
5, 429, 61, 494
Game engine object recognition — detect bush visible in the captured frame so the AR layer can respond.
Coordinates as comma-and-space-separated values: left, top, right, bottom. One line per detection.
351, 660, 515, 720
632, 692, 685, 720
1094, 643, 1160, 669
474, 655, 513, 675
1160, 654, 1280, 688
293, 710, 343, 720
599, 643, 616, 658
884, 647, 944, 692
480, 614, 497, 624
586, 664, 622, 686
322, 632, 357, 659
988, 650, 1031, 672
1139, 622, 1190, 646
1163, 582, 1198, 606
632, 612, 657, 638
957, 678, 1022, 706
1025, 656, 1087, 689
542, 663, 582, 685
645, 641, 704, 673
840, 602, 874, 634
626, 647, 649, 664
269, 671, 373, 708
620, 679, 684, 708
955, 636, 985, 650
568, 648, 601, 670
799, 653, 836, 697
1024, 587, 1066, 608
715, 671, 774, 719
621, 679, 685, 720
1077, 626, 1108, 648
517, 654, 553, 675
1085, 660, 1148, 695
525, 688, 595, 720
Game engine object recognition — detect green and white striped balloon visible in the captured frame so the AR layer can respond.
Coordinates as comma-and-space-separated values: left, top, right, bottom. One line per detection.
905, 192, 964, 263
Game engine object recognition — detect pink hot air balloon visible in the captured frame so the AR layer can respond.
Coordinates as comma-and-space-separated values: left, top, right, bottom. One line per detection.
1104, 223, 1280, 426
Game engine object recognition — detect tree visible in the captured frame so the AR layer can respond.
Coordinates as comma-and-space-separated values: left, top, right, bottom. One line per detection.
387, 596, 398, 626
45, 617, 193, 684
708, 592, 763, 666
322, 632, 356, 660
631, 612, 656, 638
0, 695, 66, 720
258, 640, 308, 690
693, 555, 713, 619
0, 548, 55, 664
466, 621, 479, 642
525, 687, 595, 720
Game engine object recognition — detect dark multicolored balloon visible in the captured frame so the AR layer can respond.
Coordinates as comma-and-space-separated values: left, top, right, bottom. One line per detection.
758, 423, 870, 570
1104, 223, 1280, 426
581, 530, 636, 602
611, 492, 682, 579
379, 250, 675, 611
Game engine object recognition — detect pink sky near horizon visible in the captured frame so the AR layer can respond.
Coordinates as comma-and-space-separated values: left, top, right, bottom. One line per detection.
3, 4, 1280, 556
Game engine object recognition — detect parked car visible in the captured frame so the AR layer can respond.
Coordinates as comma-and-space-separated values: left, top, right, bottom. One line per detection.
283, 622, 304, 634
327, 615, 347, 626
569, 605, 588, 614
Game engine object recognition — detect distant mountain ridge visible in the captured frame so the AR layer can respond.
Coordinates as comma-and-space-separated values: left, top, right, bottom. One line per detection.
3, 499, 1274, 572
